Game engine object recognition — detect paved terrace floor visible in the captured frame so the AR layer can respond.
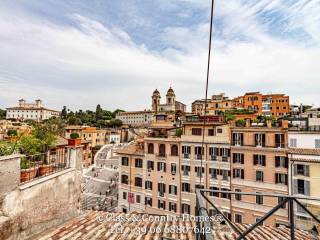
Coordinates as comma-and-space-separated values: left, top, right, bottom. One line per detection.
36, 211, 318, 240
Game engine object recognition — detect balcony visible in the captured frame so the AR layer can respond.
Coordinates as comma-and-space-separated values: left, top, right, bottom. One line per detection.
183, 153, 190, 159
196, 154, 203, 160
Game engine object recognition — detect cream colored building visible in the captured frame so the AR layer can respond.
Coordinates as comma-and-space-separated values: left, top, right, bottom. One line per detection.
116, 110, 154, 126
6, 99, 60, 121
288, 130, 320, 230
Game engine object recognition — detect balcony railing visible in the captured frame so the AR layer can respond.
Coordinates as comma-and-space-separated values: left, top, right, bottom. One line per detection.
20, 150, 69, 184
195, 189, 320, 240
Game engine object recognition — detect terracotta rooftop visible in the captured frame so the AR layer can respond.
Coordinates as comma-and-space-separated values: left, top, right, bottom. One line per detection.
37, 211, 318, 240
288, 148, 320, 156
115, 144, 144, 156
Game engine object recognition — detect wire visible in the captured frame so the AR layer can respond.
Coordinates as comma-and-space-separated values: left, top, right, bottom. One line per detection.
199, 0, 215, 186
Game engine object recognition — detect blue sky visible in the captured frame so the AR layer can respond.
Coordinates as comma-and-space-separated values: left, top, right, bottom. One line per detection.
0, 0, 319, 111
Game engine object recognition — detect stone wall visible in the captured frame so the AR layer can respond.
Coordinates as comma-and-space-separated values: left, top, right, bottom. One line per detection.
0, 147, 83, 240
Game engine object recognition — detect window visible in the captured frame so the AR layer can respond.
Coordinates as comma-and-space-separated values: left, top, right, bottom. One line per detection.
148, 143, 154, 154
171, 145, 178, 156
157, 162, 166, 172
255, 133, 266, 147
209, 187, 219, 197
182, 182, 191, 192
275, 134, 285, 148
253, 155, 266, 166
256, 193, 264, 205
181, 204, 190, 214
135, 177, 142, 187
235, 214, 242, 224
195, 146, 204, 159
208, 129, 215, 136
315, 139, 320, 148
233, 169, 244, 179
221, 188, 231, 199
278, 196, 287, 209
233, 153, 244, 164
158, 183, 166, 197
169, 202, 177, 212
235, 189, 242, 201
195, 184, 204, 190
145, 181, 153, 190
181, 165, 190, 176
256, 171, 264, 182
123, 192, 127, 200
275, 173, 288, 185
136, 195, 141, 204
158, 144, 166, 157
294, 164, 310, 176
209, 168, 218, 179
221, 170, 230, 181
195, 166, 204, 178
209, 147, 218, 160
171, 163, 177, 175
192, 128, 202, 136
232, 133, 244, 146
275, 156, 288, 168
217, 128, 223, 134
182, 146, 191, 158
121, 175, 128, 184
290, 138, 297, 148
147, 161, 154, 170
145, 197, 152, 207
135, 158, 143, 168
121, 157, 129, 166
169, 185, 177, 195
158, 200, 166, 210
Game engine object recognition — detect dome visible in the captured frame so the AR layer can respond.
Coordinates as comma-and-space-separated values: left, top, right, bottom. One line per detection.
153, 89, 160, 95
166, 87, 175, 95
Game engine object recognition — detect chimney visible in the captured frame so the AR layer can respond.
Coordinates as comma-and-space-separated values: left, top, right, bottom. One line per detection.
245, 119, 251, 127
267, 120, 272, 128
281, 120, 288, 129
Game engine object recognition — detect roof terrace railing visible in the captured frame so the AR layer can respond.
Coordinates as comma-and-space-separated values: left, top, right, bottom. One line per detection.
196, 189, 320, 240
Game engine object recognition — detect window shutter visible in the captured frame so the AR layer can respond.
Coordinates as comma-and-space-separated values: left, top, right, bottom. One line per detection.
241, 169, 244, 179
241, 154, 244, 164
305, 165, 310, 177
285, 157, 288, 168
253, 155, 257, 165
227, 149, 231, 157
233, 154, 236, 163
293, 165, 297, 175
275, 173, 278, 184
157, 162, 160, 171
285, 175, 288, 185
262, 156, 266, 166
304, 181, 310, 196
293, 180, 298, 194
164, 163, 166, 172
233, 169, 235, 178
275, 156, 280, 167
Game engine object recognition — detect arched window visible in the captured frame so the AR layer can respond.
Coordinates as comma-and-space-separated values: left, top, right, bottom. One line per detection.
148, 143, 154, 154
171, 145, 178, 156
135, 177, 143, 187
159, 144, 166, 157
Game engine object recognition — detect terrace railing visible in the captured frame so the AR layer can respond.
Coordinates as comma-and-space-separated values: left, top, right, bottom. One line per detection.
20, 149, 69, 184
196, 189, 320, 240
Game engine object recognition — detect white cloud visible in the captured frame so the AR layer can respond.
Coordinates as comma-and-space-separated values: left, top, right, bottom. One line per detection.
0, 0, 319, 112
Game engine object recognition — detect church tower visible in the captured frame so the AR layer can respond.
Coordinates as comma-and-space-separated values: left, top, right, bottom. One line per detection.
152, 89, 161, 112
166, 87, 175, 106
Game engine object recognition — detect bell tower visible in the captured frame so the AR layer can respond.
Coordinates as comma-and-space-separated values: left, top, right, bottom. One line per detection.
166, 87, 175, 106
152, 89, 161, 112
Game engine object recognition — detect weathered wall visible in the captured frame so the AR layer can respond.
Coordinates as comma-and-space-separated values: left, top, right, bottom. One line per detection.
0, 147, 83, 240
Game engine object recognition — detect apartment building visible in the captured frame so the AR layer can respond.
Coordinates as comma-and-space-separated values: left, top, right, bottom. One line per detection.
288, 130, 320, 230
230, 120, 289, 226
234, 92, 289, 117
116, 110, 154, 126
6, 99, 60, 121
117, 115, 232, 216
192, 93, 234, 115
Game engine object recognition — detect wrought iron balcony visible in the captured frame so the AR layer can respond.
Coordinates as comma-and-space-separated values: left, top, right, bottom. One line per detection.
195, 189, 320, 240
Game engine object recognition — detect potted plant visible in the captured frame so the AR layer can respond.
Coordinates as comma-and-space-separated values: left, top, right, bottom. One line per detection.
68, 133, 81, 146
20, 157, 38, 183
38, 153, 54, 176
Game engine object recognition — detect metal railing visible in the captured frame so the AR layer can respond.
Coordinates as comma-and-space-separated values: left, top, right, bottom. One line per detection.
20, 149, 69, 184
196, 189, 320, 240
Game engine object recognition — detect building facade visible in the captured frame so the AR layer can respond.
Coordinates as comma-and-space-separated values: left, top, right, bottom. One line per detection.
116, 110, 154, 126
192, 93, 234, 115
288, 130, 320, 230
152, 87, 186, 114
230, 120, 289, 226
6, 99, 60, 121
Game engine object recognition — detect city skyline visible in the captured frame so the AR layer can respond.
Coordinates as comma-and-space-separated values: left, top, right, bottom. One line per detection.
0, 0, 319, 110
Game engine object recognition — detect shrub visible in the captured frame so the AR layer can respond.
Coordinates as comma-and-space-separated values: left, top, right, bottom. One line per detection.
7, 129, 18, 137
70, 133, 80, 139
175, 128, 183, 137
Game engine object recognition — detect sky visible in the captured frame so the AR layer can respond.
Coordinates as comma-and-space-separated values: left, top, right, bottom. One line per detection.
0, 0, 319, 112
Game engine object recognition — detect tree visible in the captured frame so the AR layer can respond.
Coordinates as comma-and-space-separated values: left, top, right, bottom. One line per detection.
0, 109, 6, 119
7, 129, 18, 137
112, 109, 125, 118
96, 104, 103, 121
61, 106, 67, 119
